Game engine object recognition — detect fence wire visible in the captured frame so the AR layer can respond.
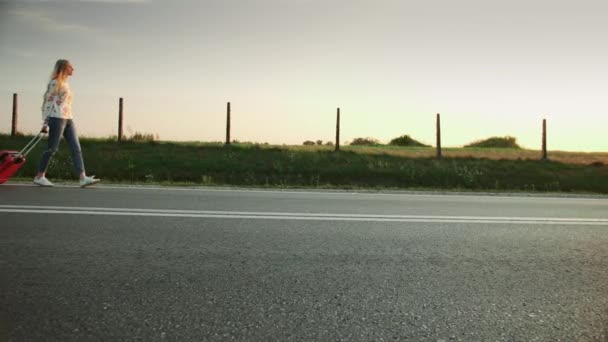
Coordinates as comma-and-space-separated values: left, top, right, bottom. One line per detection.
2, 91, 607, 152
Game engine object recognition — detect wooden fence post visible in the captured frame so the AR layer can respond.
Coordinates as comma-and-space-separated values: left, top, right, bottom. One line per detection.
334, 107, 340, 152
11, 93, 18, 137
225, 102, 231, 145
118, 97, 124, 142
542, 118, 547, 160
436, 113, 442, 159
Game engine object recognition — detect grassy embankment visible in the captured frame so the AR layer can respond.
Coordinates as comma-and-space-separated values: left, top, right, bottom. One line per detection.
2, 134, 607, 194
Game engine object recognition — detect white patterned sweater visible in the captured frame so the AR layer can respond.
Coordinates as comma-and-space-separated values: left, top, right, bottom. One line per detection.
41, 79, 73, 121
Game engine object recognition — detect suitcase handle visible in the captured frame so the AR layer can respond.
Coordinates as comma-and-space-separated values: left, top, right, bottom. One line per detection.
18, 130, 46, 157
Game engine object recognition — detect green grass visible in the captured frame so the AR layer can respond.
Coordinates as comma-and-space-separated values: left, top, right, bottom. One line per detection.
2, 134, 608, 194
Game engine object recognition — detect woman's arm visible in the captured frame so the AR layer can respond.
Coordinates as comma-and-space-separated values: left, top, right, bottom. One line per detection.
41, 81, 54, 123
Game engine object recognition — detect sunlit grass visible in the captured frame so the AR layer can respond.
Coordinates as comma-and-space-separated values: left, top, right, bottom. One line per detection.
2, 134, 606, 193
279, 145, 608, 165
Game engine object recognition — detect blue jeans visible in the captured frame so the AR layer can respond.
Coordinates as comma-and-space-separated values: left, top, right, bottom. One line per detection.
37, 117, 85, 176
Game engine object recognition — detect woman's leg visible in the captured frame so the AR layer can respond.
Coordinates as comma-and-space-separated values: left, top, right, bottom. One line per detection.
36, 117, 67, 178
62, 119, 86, 178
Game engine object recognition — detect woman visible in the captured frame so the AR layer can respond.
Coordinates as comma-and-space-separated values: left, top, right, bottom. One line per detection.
33, 59, 100, 187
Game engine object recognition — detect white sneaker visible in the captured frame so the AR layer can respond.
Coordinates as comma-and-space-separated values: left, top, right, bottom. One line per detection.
33, 177, 54, 187
80, 175, 100, 188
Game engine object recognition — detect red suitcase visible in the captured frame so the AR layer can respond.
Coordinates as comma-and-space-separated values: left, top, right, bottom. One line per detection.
0, 132, 46, 184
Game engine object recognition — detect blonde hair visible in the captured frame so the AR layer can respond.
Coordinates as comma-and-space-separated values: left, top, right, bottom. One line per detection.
41, 59, 71, 111
50, 59, 71, 92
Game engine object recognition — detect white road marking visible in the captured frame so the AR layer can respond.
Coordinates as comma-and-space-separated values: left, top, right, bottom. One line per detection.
1, 205, 607, 225
8, 183, 607, 201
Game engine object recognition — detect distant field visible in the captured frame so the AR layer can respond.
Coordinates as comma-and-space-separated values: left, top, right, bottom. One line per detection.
2, 134, 607, 194
286, 145, 608, 166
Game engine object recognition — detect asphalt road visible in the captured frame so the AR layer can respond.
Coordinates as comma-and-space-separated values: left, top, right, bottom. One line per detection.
1, 184, 607, 341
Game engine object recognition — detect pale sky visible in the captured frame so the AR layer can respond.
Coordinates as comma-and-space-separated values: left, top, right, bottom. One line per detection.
1, 0, 607, 151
